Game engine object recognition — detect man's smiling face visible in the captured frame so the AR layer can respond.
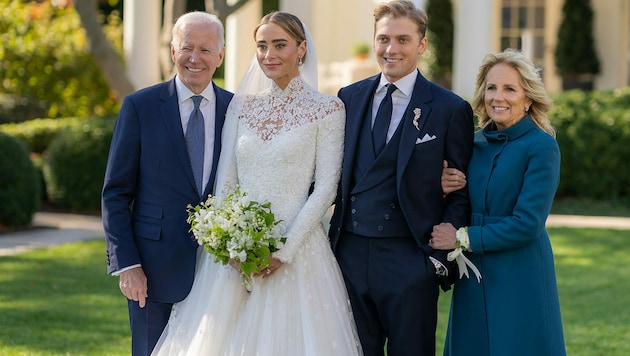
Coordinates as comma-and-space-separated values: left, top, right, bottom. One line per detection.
373, 15, 427, 83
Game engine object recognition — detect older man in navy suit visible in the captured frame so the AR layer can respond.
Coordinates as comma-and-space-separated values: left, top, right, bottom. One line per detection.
328, 1, 473, 355
102, 12, 232, 356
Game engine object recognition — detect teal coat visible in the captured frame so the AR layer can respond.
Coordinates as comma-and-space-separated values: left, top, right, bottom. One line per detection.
444, 116, 566, 355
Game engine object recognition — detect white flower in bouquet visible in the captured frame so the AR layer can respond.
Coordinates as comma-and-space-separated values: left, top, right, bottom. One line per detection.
187, 187, 285, 291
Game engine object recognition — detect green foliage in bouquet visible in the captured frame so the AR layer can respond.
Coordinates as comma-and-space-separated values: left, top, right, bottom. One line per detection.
187, 188, 286, 290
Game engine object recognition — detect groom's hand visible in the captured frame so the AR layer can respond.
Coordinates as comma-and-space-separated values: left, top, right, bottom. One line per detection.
119, 267, 148, 308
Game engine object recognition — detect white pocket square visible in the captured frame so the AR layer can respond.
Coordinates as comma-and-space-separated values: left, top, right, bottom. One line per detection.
416, 133, 437, 144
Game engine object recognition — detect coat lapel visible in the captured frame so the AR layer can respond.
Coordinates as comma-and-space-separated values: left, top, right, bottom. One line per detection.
341, 76, 380, 196
159, 78, 199, 196
397, 71, 434, 177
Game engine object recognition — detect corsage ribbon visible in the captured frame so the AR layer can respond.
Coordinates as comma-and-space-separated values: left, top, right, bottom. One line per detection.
447, 227, 482, 282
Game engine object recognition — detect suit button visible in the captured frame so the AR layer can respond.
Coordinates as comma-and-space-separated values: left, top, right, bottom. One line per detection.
351, 196, 356, 202
353, 221, 358, 227
377, 226, 384, 231
390, 203, 397, 209
351, 209, 356, 214
384, 214, 390, 220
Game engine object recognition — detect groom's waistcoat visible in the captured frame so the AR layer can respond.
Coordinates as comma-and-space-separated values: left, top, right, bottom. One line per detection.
342, 112, 412, 238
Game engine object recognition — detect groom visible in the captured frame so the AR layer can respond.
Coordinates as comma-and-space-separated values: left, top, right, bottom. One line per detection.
328, 1, 473, 355
101, 12, 232, 356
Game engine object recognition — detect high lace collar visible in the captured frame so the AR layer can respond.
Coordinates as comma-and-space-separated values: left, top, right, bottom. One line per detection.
270, 76, 308, 98
483, 115, 536, 142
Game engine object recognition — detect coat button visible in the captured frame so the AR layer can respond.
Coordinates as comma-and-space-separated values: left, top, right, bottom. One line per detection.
351, 196, 356, 202
351, 208, 356, 214
390, 203, 397, 209
377, 226, 384, 231
353, 221, 358, 227
384, 214, 390, 220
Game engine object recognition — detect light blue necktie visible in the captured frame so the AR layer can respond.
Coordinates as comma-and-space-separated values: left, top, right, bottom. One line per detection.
186, 95, 205, 194
372, 84, 397, 156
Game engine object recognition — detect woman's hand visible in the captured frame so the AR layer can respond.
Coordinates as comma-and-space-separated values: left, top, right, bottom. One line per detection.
255, 257, 283, 279
430, 222, 458, 250
441, 160, 467, 195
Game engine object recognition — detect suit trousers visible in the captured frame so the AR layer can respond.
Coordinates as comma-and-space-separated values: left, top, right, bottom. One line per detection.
128, 299, 173, 356
336, 231, 440, 356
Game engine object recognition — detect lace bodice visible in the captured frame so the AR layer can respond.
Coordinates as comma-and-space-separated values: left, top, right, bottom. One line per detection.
220, 77, 345, 263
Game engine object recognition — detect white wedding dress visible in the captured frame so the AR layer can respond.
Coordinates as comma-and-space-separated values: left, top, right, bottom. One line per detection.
152, 77, 362, 356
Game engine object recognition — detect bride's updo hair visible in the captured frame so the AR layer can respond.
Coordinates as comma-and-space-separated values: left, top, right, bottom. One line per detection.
254, 11, 307, 63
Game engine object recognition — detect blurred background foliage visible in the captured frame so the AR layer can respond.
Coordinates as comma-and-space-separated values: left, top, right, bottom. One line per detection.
0, 0, 121, 123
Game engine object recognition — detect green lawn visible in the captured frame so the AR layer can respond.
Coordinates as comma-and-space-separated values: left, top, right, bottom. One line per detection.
1, 227, 629, 355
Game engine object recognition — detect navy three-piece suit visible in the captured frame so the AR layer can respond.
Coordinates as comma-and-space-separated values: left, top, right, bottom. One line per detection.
329, 70, 473, 355
102, 78, 232, 355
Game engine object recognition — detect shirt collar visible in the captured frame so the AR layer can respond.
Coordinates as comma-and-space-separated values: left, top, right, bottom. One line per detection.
377, 70, 418, 97
174, 75, 216, 104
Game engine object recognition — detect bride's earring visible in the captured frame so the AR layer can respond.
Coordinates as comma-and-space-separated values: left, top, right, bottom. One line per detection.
298, 57, 303, 66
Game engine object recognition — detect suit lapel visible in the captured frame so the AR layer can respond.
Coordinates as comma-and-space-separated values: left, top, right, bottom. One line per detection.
342, 76, 380, 196
159, 78, 199, 196
397, 71, 434, 177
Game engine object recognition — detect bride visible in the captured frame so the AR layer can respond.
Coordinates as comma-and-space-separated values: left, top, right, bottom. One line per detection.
152, 11, 362, 355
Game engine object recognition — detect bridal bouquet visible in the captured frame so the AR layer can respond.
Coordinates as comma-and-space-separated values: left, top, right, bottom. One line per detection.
187, 187, 286, 291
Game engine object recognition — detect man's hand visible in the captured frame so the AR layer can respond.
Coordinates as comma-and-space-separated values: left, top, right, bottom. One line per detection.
119, 267, 148, 308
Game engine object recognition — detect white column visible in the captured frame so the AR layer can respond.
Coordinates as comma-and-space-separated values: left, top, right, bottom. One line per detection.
225, 0, 261, 92
452, 0, 493, 99
123, 0, 161, 88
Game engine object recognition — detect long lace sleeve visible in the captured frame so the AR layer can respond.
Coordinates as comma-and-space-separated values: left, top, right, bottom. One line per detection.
273, 100, 345, 263
213, 96, 242, 200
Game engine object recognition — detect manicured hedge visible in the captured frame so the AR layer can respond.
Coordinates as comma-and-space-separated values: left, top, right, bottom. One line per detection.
0, 131, 40, 227
42, 117, 115, 211
551, 88, 630, 200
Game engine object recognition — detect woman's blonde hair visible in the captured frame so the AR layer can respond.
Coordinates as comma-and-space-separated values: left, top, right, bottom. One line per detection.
472, 49, 555, 137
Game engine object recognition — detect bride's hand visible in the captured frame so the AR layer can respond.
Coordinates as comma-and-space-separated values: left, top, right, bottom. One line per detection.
228, 259, 241, 272
256, 257, 283, 279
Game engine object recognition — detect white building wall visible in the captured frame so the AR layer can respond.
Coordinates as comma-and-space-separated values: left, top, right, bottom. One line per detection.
593, 0, 629, 90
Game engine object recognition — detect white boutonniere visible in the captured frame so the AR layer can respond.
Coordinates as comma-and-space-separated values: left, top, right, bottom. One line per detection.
412, 108, 422, 131
447, 227, 482, 282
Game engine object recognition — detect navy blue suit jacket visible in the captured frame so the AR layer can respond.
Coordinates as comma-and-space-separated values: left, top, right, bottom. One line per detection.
329, 71, 473, 275
102, 78, 233, 303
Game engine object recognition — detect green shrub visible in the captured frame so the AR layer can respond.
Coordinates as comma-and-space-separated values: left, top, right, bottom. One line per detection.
0, 117, 84, 154
0, 132, 40, 227
551, 88, 630, 200
43, 117, 115, 211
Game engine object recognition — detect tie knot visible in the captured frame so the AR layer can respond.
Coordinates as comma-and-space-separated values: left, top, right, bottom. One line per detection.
385, 84, 397, 96
191, 95, 203, 109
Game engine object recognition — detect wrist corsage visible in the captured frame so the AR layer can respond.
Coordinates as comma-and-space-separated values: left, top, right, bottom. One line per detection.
447, 227, 482, 282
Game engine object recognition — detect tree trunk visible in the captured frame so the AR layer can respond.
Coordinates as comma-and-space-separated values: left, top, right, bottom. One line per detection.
160, 0, 187, 79
74, 0, 135, 103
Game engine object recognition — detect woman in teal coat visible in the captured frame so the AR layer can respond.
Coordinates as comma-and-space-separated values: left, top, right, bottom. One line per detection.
432, 49, 566, 355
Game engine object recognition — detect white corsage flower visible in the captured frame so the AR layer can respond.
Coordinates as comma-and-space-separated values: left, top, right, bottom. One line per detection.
447, 227, 482, 282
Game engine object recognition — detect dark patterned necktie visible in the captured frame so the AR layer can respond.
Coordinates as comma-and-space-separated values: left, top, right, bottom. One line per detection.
372, 84, 397, 155
186, 95, 205, 194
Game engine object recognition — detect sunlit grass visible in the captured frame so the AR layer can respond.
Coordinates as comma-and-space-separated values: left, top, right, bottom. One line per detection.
1, 228, 629, 355
0, 240, 130, 356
